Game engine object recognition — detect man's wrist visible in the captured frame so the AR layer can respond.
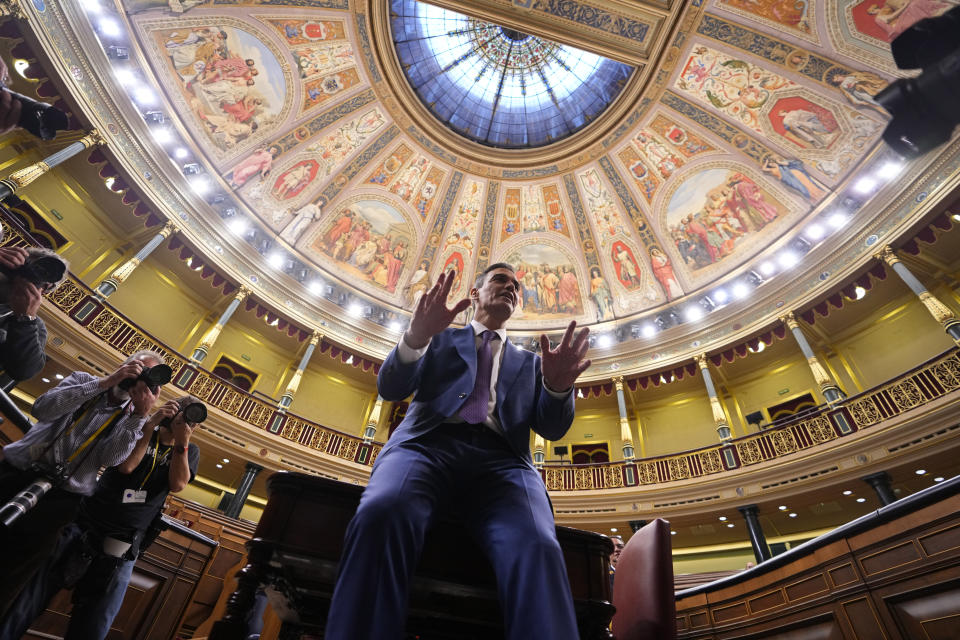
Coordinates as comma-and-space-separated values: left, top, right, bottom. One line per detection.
402, 329, 429, 350
173, 443, 189, 453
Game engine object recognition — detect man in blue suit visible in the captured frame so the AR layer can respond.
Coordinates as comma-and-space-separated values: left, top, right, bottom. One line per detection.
326, 263, 591, 640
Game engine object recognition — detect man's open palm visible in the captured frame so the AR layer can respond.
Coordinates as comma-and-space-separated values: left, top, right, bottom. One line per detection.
404, 270, 471, 349
540, 321, 591, 392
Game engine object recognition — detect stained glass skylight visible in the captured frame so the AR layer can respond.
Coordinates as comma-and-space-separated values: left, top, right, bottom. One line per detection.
391, 0, 634, 149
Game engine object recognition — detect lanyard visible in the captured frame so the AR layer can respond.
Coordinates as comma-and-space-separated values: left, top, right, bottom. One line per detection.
138, 430, 163, 490
65, 407, 124, 464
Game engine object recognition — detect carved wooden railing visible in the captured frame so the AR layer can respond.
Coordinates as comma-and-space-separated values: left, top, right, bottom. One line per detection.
5, 210, 959, 488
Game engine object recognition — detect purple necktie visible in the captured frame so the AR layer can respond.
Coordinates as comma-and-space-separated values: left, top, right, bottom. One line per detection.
459, 330, 495, 424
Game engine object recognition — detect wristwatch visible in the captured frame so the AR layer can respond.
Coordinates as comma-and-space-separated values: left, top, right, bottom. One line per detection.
12, 313, 36, 322
174, 444, 188, 454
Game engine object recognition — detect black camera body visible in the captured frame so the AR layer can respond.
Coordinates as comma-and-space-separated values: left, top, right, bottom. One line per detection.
2, 87, 69, 141
117, 363, 173, 393
0, 253, 66, 289
0, 460, 64, 528
159, 401, 207, 428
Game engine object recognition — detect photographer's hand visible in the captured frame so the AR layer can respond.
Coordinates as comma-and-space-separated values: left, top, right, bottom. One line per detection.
129, 380, 159, 417
146, 399, 178, 428
0, 246, 27, 269
0, 89, 22, 135
8, 278, 42, 317
98, 360, 144, 391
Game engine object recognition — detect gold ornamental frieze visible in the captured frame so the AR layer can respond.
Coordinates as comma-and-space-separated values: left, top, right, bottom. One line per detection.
545, 468, 565, 491
849, 399, 883, 428
637, 461, 658, 485
931, 359, 960, 390
668, 457, 691, 480
338, 438, 360, 462
281, 419, 304, 442
699, 450, 724, 475
603, 466, 624, 489
90, 311, 122, 340
807, 415, 837, 444
888, 379, 924, 410
247, 404, 273, 429
736, 440, 764, 465
310, 428, 330, 452
770, 429, 799, 455
49, 281, 84, 312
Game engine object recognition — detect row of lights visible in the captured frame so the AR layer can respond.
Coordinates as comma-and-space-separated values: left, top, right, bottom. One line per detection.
215, 457, 230, 470
83, 2, 909, 358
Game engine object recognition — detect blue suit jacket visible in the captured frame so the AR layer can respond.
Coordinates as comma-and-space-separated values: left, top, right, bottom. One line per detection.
378, 326, 575, 467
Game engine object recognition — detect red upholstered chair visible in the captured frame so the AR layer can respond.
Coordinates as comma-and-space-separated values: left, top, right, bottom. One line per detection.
610, 518, 677, 640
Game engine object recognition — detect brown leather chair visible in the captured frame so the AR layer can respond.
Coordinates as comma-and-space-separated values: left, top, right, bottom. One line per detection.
611, 518, 677, 640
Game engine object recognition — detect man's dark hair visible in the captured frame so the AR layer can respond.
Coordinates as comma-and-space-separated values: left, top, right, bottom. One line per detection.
474, 262, 515, 289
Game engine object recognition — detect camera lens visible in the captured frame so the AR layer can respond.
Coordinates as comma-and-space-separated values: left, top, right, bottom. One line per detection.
182, 403, 207, 424
142, 364, 173, 388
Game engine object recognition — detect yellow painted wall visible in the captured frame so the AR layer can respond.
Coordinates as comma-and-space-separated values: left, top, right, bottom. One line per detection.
291, 368, 375, 434
673, 548, 756, 575
722, 360, 818, 428
639, 396, 717, 458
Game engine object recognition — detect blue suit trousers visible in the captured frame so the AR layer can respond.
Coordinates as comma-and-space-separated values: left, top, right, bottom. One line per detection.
324, 423, 578, 640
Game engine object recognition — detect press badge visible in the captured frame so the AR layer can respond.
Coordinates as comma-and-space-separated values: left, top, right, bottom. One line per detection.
122, 489, 147, 503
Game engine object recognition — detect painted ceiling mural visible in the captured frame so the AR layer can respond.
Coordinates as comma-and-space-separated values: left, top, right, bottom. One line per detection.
108, 0, 932, 337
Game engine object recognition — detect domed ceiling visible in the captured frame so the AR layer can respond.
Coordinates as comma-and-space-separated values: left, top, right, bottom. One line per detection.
32, 0, 960, 377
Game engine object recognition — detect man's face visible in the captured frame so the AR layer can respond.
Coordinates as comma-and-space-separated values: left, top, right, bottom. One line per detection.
610, 538, 624, 568
472, 268, 520, 320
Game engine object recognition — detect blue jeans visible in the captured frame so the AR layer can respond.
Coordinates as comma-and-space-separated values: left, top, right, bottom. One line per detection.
0, 523, 135, 640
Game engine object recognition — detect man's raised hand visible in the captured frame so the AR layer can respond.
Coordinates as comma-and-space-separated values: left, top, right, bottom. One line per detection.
404, 270, 470, 349
540, 320, 591, 392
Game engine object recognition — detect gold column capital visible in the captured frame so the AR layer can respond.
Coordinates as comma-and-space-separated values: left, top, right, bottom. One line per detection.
780, 311, 800, 331
81, 129, 106, 148
696, 353, 708, 370
0, 1, 25, 19
309, 330, 323, 346
612, 375, 624, 390
235, 286, 252, 302
874, 245, 900, 266
158, 222, 178, 238
110, 256, 141, 284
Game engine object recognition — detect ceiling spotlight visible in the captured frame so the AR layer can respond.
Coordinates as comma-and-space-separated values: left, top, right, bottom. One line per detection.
228, 218, 249, 235
216, 463, 223, 469
152, 128, 171, 144
642, 324, 656, 338
144, 110, 165, 124
114, 68, 135, 86
182, 162, 202, 176
55, 373, 63, 380
190, 177, 210, 196
670, 530, 676, 535
952, 213, 960, 224
856, 497, 866, 503
86, 0, 102, 14
759, 261, 776, 276
345, 354, 354, 365
698, 296, 715, 312
934, 476, 944, 482
98, 18, 121, 37
104, 176, 116, 190
805, 224, 824, 240
134, 87, 156, 105
222, 458, 230, 463
788, 512, 798, 518
853, 286, 866, 300
597, 334, 613, 348
713, 288, 728, 304
915, 469, 926, 475
348, 303, 363, 317
13, 59, 30, 78
267, 253, 284, 269
726, 523, 734, 528
842, 490, 853, 496
610, 528, 618, 533
747, 341, 765, 354
828, 212, 849, 229
777, 251, 798, 268
174, 147, 189, 160
685, 306, 703, 322
106, 44, 129, 60
778, 505, 788, 511
389, 320, 403, 333
308, 280, 323, 295
41, 377, 50, 383
718, 516, 727, 521
732, 282, 749, 299
576, 388, 584, 399
853, 177, 877, 194
877, 161, 903, 180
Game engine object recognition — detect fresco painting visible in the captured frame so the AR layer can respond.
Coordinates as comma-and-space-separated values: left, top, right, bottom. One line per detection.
390, 155, 430, 201
632, 128, 685, 179
367, 143, 413, 185
667, 168, 787, 271
617, 145, 660, 203
502, 244, 584, 319
541, 184, 569, 236
302, 67, 361, 109
302, 109, 386, 178
501, 188, 522, 239
501, 184, 569, 240
442, 179, 484, 267
268, 19, 347, 45
440, 251, 468, 302
413, 166, 446, 219
154, 24, 286, 150
589, 266, 615, 321
648, 115, 715, 158
293, 41, 355, 78
227, 145, 279, 187
768, 97, 841, 150
676, 46, 795, 135
611, 241, 644, 290
719, 0, 813, 33
825, 69, 888, 114
850, 0, 955, 42
650, 247, 683, 300
271, 160, 320, 200
312, 199, 414, 294
579, 169, 627, 242
760, 155, 828, 202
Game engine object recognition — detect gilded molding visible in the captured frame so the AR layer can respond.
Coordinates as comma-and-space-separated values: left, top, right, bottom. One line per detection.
874, 245, 900, 266
780, 311, 800, 331
918, 292, 958, 327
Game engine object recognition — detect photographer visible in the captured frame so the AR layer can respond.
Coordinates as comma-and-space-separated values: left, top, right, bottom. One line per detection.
0, 395, 203, 640
0, 350, 165, 612
0, 245, 68, 382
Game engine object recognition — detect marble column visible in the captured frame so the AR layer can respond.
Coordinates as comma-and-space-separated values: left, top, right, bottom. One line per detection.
0, 130, 104, 201
877, 245, 960, 344
224, 462, 263, 519
696, 354, 732, 443
738, 504, 772, 563
613, 376, 635, 460
363, 394, 385, 442
862, 471, 898, 506
781, 312, 845, 403
279, 331, 322, 410
96, 222, 177, 298
191, 287, 250, 364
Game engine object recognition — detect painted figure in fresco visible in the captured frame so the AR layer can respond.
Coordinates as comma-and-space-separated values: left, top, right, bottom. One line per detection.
761, 155, 827, 202
613, 243, 640, 288
522, 270, 539, 310
727, 173, 779, 231
322, 210, 355, 250
557, 266, 581, 314
280, 202, 321, 245
272, 162, 316, 200
777, 108, 834, 148
387, 241, 408, 292
404, 261, 430, 306
590, 267, 614, 321
722, 0, 810, 31
829, 71, 887, 114
866, 0, 954, 41
229, 146, 278, 187
650, 247, 682, 301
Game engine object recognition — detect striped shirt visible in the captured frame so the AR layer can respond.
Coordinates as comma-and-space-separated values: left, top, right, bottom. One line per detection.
3, 371, 148, 495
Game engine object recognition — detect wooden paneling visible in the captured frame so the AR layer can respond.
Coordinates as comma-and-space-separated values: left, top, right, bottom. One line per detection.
675, 491, 960, 639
